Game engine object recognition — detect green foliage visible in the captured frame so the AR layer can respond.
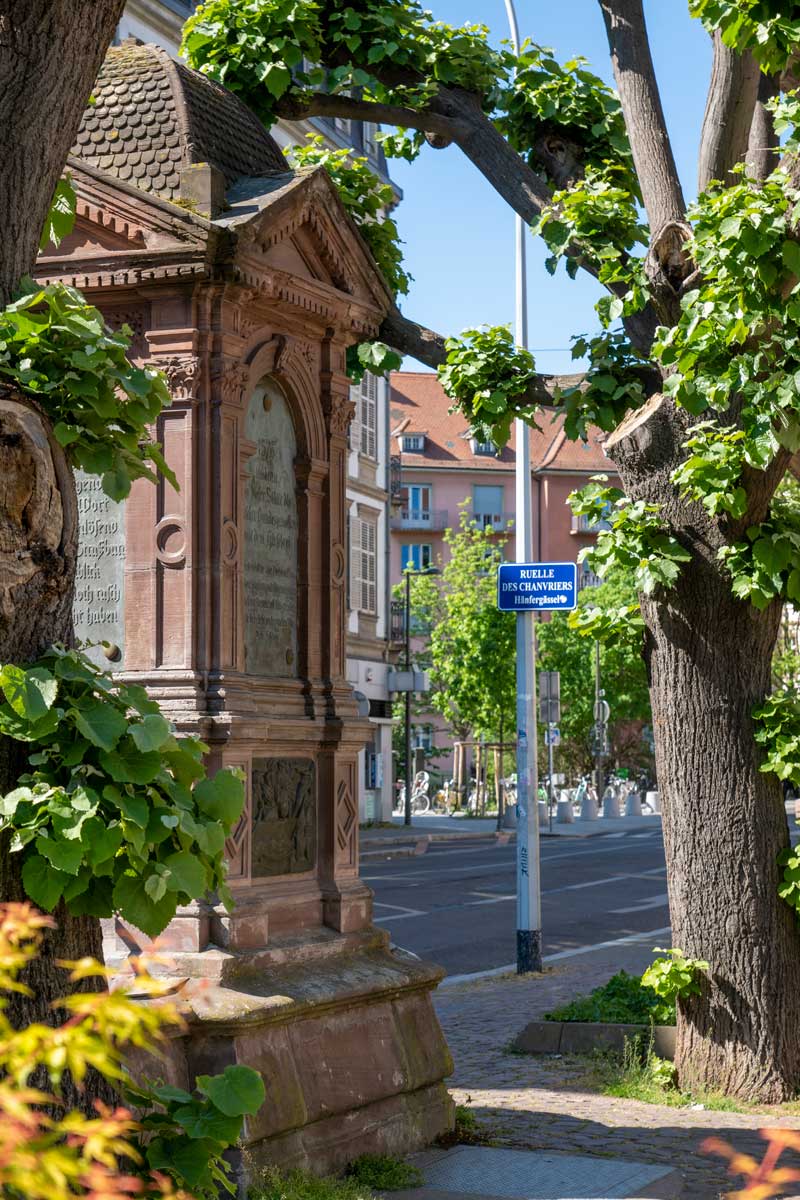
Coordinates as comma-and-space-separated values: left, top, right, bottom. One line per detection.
689, 0, 800, 73
498, 44, 637, 193
654, 170, 800, 462
718, 489, 800, 609
768, 88, 800, 154
0, 280, 173, 501
183, 0, 509, 132
40, 175, 77, 251
671, 422, 753, 519
127, 1065, 266, 1198
753, 688, 800, 788
0, 646, 244, 937
544, 969, 669, 1025
0, 902, 263, 1199
535, 168, 648, 279
287, 135, 410, 296
560, 330, 648, 442
249, 1166, 376, 1200
346, 1156, 423, 1191
346, 340, 401, 384
569, 478, 691, 595
641, 948, 709, 1024
403, 510, 515, 743
438, 325, 540, 447
537, 570, 650, 775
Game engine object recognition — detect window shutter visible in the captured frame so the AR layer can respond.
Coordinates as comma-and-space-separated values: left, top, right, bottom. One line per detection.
349, 384, 361, 451
360, 372, 378, 459
349, 513, 362, 611
364, 518, 377, 613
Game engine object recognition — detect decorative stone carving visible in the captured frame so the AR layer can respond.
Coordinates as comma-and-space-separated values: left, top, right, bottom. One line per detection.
215, 359, 250, 408
335, 772, 357, 870
158, 355, 201, 402
243, 379, 298, 676
251, 758, 316, 877
324, 393, 355, 438
105, 305, 148, 358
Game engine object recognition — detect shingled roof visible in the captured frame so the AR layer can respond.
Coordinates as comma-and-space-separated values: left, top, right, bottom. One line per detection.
70, 41, 288, 201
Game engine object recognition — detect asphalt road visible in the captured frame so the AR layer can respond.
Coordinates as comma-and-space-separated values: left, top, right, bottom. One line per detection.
363, 829, 670, 978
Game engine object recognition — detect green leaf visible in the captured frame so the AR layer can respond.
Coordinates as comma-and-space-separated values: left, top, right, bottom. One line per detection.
35, 833, 85, 876
73, 700, 128, 752
113, 871, 178, 937
0, 665, 58, 721
194, 769, 245, 826
100, 743, 163, 785
103, 783, 149, 828
130, 713, 172, 753
196, 1065, 265, 1117
162, 850, 208, 898
22, 855, 67, 911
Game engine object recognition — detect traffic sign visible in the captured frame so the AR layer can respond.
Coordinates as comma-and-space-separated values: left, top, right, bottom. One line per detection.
497, 562, 578, 612
594, 698, 611, 723
545, 726, 561, 747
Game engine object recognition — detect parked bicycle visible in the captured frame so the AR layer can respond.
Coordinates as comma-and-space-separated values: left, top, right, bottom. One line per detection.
394, 771, 432, 815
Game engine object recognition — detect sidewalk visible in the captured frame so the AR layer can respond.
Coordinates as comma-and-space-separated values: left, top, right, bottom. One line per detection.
360, 812, 663, 856
433, 941, 800, 1199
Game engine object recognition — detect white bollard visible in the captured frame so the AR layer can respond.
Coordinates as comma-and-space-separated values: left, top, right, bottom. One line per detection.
625, 789, 642, 817
602, 785, 620, 819
580, 791, 598, 821
538, 799, 548, 826
646, 790, 660, 814
557, 798, 574, 823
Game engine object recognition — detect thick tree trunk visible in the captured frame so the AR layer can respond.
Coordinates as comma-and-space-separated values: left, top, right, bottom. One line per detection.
0, 387, 114, 1113
608, 395, 800, 1102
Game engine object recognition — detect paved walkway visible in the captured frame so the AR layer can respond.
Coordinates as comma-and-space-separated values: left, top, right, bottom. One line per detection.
434, 941, 800, 1200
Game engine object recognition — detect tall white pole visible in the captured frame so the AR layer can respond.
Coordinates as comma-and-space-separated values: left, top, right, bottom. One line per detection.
504, 0, 542, 973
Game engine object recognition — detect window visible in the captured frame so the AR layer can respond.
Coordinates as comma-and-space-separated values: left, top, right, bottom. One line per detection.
401, 484, 431, 524
412, 725, 434, 753
471, 436, 496, 456
401, 434, 425, 452
401, 543, 432, 572
363, 122, 379, 159
355, 371, 377, 458
473, 484, 504, 529
572, 507, 612, 533
350, 513, 377, 613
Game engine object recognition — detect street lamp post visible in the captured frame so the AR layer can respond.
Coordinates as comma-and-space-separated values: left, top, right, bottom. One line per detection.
504, 0, 543, 975
403, 565, 438, 827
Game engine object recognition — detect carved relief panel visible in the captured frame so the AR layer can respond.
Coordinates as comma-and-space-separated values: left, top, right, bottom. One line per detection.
251, 758, 317, 878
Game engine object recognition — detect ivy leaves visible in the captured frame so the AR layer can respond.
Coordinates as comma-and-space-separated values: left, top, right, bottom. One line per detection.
0, 280, 173, 501
0, 647, 244, 937
689, 0, 800, 73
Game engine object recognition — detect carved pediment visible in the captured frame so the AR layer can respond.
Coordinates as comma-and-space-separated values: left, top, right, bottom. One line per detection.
226, 169, 393, 316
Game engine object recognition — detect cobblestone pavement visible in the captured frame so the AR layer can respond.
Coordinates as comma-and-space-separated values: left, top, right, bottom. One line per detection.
434, 942, 800, 1200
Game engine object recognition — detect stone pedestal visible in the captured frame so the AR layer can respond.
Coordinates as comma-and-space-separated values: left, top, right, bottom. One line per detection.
38, 40, 454, 1171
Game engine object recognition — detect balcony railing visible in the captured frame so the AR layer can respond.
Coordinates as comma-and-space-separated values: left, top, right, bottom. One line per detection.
391, 508, 449, 531
473, 512, 515, 530
572, 512, 612, 534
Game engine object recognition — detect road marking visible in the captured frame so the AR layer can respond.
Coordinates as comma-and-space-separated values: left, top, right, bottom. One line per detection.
372, 902, 427, 923
365, 839, 664, 882
439, 925, 672, 987
611, 893, 669, 914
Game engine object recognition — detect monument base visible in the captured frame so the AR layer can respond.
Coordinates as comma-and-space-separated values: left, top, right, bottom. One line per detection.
125, 927, 455, 1178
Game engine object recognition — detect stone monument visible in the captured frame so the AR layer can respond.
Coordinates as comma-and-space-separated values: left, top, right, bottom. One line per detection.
38, 41, 453, 1174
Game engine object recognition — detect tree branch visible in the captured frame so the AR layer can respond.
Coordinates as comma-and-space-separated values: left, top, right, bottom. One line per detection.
378, 305, 585, 408
698, 33, 760, 190
274, 90, 462, 143
747, 73, 780, 181
598, 0, 686, 232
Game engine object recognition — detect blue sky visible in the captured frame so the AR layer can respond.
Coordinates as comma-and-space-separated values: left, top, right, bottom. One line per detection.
389, 2, 712, 373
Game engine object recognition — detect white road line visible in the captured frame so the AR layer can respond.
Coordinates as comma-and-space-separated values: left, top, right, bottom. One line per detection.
439, 925, 672, 987
372, 902, 427, 923
611, 893, 669, 914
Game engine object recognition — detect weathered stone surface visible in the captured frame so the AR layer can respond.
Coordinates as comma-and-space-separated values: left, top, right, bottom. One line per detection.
512, 1020, 676, 1059
73, 471, 125, 665
244, 381, 298, 677
251, 758, 316, 878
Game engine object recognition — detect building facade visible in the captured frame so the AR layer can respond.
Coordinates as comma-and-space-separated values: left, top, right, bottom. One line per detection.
120, 1, 399, 822
389, 371, 618, 775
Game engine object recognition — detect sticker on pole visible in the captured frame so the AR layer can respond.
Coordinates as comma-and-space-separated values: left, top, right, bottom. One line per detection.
497, 562, 577, 612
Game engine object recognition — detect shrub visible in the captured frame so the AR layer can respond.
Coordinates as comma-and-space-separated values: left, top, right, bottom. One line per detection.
544, 969, 673, 1025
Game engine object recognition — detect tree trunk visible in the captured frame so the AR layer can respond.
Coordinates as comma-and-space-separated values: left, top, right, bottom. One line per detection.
608, 395, 800, 1102
0, 386, 114, 1113
643, 566, 800, 1102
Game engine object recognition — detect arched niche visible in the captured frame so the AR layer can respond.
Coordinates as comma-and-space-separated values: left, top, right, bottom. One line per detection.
243, 377, 299, 677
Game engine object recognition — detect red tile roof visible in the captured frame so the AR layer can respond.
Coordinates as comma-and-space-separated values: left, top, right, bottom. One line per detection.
389, 372, 612, 473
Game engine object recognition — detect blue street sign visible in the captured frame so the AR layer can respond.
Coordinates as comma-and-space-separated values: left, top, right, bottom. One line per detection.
497, 562, 578, 612
545, 726, 561, 747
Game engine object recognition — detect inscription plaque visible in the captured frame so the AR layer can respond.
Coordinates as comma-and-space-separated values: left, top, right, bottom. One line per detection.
73, 472, 125, 666
251, 758, 316, 877
244, 378, 298, 676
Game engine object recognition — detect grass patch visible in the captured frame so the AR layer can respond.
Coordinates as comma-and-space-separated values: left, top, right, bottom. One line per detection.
545, 970, 674, 1025
346, 1155, 423, 1191
249, 1167, 376, 1200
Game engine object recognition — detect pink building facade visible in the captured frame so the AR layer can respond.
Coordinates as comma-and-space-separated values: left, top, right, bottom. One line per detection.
388, 372, 619, 776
